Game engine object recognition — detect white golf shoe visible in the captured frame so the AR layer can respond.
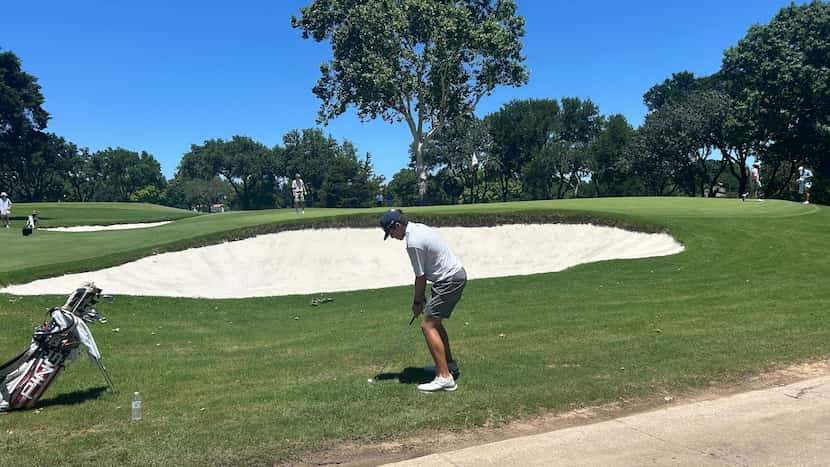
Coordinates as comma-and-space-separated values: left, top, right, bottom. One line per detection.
418, 375, 458, 393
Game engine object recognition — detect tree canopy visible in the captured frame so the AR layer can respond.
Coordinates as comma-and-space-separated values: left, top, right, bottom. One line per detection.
0, 50, 50, 191
292, 0, 529, 199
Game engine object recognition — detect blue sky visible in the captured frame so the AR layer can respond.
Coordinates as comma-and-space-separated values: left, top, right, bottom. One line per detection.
1, 1, 795, 181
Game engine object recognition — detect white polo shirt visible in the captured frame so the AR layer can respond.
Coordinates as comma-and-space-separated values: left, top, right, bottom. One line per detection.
405, 222, 463, 283
291, 179, 305, 194
0, 197, 10, 215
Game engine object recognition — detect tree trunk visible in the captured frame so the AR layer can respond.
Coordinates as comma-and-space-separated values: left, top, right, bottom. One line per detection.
413, 138, 427, 204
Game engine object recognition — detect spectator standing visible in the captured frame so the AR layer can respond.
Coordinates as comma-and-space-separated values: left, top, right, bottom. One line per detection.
750, 162, 763, 201
291, 173, 307, 214
797, 166, 813, 204
0, 192, 11, 229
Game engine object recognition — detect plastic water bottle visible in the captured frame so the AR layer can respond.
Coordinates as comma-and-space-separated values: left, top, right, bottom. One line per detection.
131, 392, 142, 421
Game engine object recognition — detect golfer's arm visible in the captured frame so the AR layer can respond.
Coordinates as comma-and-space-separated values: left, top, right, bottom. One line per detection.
413, 275, 427, 304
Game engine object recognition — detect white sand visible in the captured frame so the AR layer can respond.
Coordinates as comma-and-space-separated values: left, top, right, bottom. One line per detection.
0, 224, 683, 298
41, 221, 173, 232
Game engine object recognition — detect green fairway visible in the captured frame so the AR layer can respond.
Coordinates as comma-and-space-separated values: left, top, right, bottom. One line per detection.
0, 198, 827, 466
9, 202, 198, 227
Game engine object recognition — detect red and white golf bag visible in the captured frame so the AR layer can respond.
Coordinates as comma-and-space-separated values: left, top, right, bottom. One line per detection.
0, 283, 114, 412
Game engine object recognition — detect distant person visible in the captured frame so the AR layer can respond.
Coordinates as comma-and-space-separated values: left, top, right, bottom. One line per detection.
376, 192, 384, 208
0, 192, 11, 229
379, 209, 466, 393
750, 162, 763, 201
291, 173, 307, 214
797, 166, 813, 204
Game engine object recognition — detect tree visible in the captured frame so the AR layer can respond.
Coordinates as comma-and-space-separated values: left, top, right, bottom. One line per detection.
485, 98, 560, 201
164, 176, 232, 211
721, 1, 830, 200
317, 142, 377, 208
632, 122, 681, 196
641, 73, 729, 197
421, 115, 491, 203
642, 71, 701, 112
281, 128, 339, 207
592, 114, 635, 196
12, 132, 76, 201
65, 148, 97, 202
292, 0, 529, 201
91, 148, 166, 202
179, 136, 279, 210
550, 97, 602, 198
387, 168, 419, 206
0, 50, 50, 190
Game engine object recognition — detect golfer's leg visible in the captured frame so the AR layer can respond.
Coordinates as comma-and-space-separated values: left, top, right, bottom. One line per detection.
437, 323, 453, 365
422, 317, 449, 378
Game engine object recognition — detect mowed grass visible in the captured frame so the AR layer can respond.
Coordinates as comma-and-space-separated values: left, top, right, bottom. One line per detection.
11, 201, 198, 227
0, 198, 828, 466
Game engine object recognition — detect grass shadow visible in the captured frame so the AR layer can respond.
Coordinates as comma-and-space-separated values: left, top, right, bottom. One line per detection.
34, 386, 109, 409
375, 366, 435, 384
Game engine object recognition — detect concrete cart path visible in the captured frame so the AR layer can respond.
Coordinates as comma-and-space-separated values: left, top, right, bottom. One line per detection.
385, 374, 830, 466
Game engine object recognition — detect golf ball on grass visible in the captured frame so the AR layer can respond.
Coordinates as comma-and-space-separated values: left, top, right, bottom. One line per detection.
367, 378, 374, 384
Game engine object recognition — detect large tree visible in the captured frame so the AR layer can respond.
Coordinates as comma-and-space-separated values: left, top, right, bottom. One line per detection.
642, 72, 731, 197
317, 141, 378, 208
179, 136, 279, 210
591, 114, 635, 197
13, 132, 77, 201
280, 128, 339, 205
485, 98, 560, 201
292, 0, 528, 201
721, 1, 830, 201
65, 148, 97, 202
421, 115, 491, 203
0, 50, 50, 191
92, 148, 166, 202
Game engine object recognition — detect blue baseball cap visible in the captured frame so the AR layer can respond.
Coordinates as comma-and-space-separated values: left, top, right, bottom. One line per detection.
379, 209, 403, 240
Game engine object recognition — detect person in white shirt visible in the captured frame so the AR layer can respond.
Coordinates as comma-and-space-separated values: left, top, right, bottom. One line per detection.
291, 173, 307, 214
797, 166, 813, 204
750, 162, 763, 201
0, 192, 11, 229
380, 209, 467, 393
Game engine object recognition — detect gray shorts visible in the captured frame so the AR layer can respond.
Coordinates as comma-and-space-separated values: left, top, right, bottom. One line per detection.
426, 268, 467, 319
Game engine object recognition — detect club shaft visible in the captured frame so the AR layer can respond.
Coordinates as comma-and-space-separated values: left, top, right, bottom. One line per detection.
376, 317, 416, 377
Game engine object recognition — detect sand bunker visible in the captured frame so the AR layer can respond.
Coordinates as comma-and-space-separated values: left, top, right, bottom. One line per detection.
41, 221, 173, 232
1, 224, 683, 298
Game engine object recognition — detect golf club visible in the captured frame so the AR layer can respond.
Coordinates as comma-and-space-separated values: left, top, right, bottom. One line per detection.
368, 315, 417, 384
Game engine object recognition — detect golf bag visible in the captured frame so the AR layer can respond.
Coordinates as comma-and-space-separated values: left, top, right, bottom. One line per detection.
0, 283, 114, 412
21, 210, 38, 236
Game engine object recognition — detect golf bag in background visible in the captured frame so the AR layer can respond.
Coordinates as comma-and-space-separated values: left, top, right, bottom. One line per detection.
0, 283, 115, 412
21, 210, 38, 236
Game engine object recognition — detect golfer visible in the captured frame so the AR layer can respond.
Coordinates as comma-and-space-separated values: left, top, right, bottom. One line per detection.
750, 162, 763, 201
0, 192, 11, 229
380, 209, 466, 393
291, 173, 307, 214
797, 166, 813, 204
